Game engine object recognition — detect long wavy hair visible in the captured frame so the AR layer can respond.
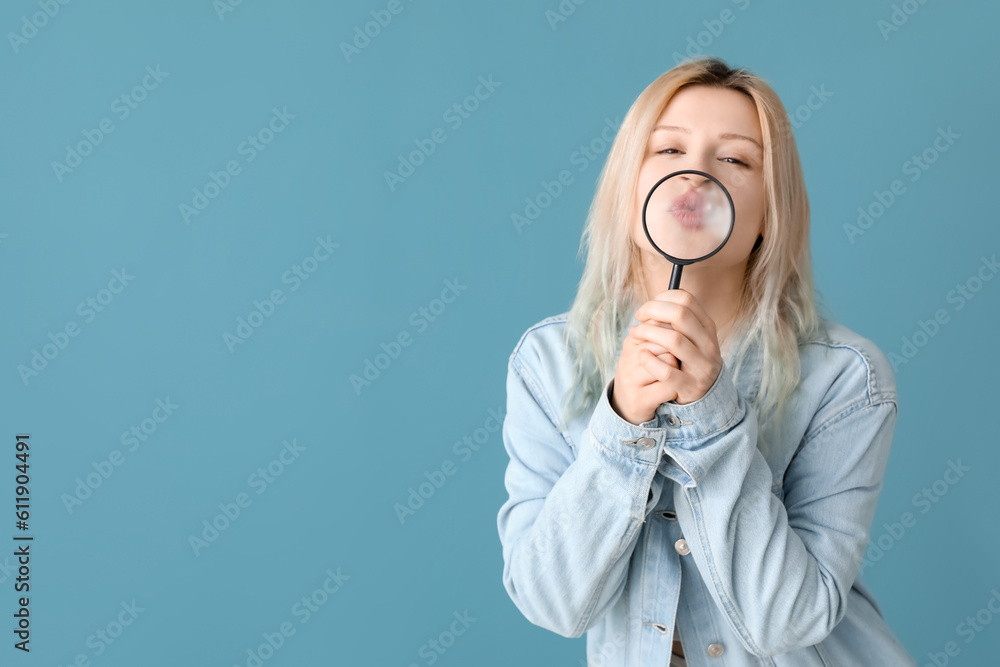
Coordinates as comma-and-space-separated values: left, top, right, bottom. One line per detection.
559, 57, 820, 455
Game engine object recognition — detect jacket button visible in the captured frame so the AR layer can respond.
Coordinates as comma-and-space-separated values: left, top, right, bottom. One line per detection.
664, 414, 682, 428
707, 642, 724, 657
674, 538, 690, 555
635, 437, 656, 449
660, 510, 677, 521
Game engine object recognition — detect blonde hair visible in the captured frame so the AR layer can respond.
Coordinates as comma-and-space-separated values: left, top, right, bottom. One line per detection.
559, 57, 820, 455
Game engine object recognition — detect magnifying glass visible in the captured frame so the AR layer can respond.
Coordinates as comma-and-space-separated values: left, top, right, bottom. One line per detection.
641, 169, 735, 290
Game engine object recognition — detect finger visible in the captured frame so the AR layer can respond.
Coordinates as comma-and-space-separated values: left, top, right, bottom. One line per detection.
636, 292, 714, 337
635, 323, 721, 394
638, 353, 705, 406
631, 322, 705, 369
632, 347, 663, 386
639, 350, 684, 403
633, 339, 679, 368
649, 289, 714, 330
637, 380, 681, 408
630, 332, 676, 359
634, 304, 717, 362
635, 290, 717, 345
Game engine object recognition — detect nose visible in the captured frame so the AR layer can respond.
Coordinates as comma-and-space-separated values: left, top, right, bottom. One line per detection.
679, 172, 712, 190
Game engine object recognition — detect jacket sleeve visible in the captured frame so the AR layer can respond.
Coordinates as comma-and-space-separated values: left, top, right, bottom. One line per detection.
658, 357, 898, 657
496, 345, 670, 638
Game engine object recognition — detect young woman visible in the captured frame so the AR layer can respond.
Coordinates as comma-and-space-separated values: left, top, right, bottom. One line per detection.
496, 58, 916, 666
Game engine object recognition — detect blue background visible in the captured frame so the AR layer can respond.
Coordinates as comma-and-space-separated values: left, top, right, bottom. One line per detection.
1, 0, 998, 665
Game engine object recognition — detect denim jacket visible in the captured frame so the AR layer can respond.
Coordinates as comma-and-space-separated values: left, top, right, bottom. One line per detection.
496, 312, 916, 666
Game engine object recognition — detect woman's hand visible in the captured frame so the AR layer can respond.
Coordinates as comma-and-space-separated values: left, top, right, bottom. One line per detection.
609, 289, 724, 425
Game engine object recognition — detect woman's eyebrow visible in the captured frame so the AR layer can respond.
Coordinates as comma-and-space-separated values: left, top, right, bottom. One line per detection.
652, 125, 762, 151
719, 132, 763, 151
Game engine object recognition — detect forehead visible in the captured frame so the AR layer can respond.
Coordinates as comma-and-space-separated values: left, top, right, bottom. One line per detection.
653, 85, 762, 141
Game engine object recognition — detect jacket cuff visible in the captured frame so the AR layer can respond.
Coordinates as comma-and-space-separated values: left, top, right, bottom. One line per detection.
653, 360, 744, 444
587, 376, 665, 467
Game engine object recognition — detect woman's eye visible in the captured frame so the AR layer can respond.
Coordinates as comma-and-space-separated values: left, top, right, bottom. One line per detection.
657, 148, 680, 155
722, 157, 748, 166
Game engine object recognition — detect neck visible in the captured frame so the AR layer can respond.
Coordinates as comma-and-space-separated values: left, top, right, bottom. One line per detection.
638, 254, 748, 349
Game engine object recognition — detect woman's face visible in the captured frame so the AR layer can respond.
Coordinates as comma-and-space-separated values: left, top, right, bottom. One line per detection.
633, 84, 766, 271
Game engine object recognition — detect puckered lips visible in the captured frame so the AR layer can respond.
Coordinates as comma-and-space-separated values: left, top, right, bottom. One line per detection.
669, 189, 704, 230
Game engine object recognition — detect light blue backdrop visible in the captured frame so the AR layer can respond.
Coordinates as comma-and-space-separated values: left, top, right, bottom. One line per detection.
1, 1, 997, 665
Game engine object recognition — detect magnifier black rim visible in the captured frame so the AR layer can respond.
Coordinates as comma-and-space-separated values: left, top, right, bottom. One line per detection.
641, 169, 736, 265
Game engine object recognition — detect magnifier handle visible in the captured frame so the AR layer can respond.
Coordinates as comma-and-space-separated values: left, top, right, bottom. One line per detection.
668, 263, 683, 291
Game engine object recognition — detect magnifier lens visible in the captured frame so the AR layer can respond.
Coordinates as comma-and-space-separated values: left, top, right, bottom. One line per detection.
643, 172, 734, 262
